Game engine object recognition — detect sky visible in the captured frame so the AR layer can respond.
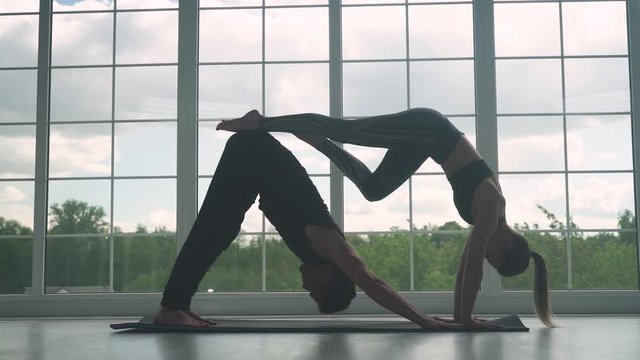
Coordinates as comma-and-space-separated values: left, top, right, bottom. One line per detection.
0, 0, 634, 234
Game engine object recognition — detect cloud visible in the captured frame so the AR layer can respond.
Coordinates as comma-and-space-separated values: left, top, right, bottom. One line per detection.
146, 209, 176, 230
0, 185, 26, 202
49, 129, 111, 177
0, 133, 35, 177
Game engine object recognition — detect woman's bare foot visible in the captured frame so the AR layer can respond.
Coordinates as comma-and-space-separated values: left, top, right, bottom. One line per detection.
216, 109, 262, 132
153, 307, 210, 327
184, 309, 217, 326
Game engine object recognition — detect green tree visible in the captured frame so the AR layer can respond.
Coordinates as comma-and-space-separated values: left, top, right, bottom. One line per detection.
0, 217, 33, 293
48, 199, 108, 234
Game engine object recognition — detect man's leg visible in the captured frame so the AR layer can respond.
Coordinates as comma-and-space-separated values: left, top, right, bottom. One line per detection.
160, 132, 265, 311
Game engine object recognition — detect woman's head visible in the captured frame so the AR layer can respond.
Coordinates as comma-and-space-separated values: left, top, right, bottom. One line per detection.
489, 224, 555, 327
299, 262, 356, 313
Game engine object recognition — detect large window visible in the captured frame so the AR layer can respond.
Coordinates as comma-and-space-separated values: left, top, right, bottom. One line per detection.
45, 0, 179, 294
0, 0, 39, 294
0, 0, 638, 315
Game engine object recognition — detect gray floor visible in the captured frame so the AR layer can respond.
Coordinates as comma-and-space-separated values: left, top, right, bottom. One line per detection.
1, 316, 639, 360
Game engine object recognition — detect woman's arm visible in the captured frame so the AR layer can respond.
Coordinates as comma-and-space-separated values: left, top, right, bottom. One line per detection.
453, 242, 468, 322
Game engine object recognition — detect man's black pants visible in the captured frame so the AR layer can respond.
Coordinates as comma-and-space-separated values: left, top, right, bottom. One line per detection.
161, 131, 336, 310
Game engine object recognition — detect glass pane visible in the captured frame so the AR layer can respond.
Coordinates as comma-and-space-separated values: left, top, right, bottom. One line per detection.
569, 173, 634, 230
115, 66, 177, 120
564, 58, 630, 113
0, 15, 38, 67
0, 181, 34, 230
342, 6, 405, 60
201, 234, 261, 292
571, 231, 638, 290
343, 62, 407, 117
0, 1, 39, 12
347, 232, 410, 291
198, 176, 264, 233
0, 238, 32, 294
500, 174, 567, 230
266, 236, 301, 291
562, 1, 628, 56
199, 65, 262, 119
199, 9, 262, 62
494, 3, 560, 57
114, 122, 177, 176
45, 235, 110, 293
496, 59, 563, 114
498, 116, 565, 172
50, 67, 112, 122
265, 7, 328, 61
51, 13, 113, 66
200, 0, 262, 6
271, 133, 330, 175
117, 0, 178, 9
344, 178, 409, 232
343, 0, 404, 4
409, 4, 473, 58
53, 0, 113, 11
267, 0, 327, 4
0, 70, 37, 123
0, 125, 35, 178
412, 175, 463, 228
567, 115, 632, 171
265, 64, 329, 115
114, 179, 176, 233
502, 231, 568, 290
113, 234, 176, 293
414, 231, 467, 291
47, 180, 111, 234
410, 60, 475, 114
116, 11, 178, 64
49, 124, 111, 178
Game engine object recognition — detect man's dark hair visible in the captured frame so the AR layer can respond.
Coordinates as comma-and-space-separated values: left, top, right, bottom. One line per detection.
317, 264, 356, 314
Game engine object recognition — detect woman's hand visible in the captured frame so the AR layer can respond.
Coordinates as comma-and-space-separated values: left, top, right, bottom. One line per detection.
420, 316, 464, 331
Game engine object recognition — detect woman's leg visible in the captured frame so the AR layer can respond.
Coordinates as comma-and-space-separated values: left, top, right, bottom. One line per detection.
304, 136, 430, 201
261, 108, 456, 150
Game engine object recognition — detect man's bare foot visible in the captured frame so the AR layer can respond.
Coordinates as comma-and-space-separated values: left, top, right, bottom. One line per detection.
216, 109, 262, 132
153, 307, 210, 327
184, 309, 217, 326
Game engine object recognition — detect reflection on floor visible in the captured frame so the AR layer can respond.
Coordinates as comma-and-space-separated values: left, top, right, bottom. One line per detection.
0, 316, 639, 360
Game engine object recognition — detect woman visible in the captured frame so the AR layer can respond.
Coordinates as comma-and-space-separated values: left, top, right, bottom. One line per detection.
218, 108, 555, 327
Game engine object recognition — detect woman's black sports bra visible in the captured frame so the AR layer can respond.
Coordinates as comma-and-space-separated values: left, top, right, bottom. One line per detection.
446, 159, 494, 225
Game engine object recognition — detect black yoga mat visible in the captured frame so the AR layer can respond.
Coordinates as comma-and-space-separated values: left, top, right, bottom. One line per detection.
110, 315, 529, 333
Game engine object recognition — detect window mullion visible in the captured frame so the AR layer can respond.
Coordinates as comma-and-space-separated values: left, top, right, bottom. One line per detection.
329, 0, 344, 229
31, 0, 53, 298
176, 0, 199, 251
473, 0, 501, 297
627, 0, 640, 289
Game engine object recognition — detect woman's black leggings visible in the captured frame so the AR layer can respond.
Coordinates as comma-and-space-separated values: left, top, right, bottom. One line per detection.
161, 131, 337, 310
261, 108, 461, 201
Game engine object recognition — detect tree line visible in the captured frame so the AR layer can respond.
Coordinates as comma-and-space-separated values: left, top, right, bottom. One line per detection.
0, 199, 638, 294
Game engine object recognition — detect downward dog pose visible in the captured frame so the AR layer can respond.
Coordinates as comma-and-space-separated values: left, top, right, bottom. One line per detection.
154, 130, 464, 330
218, 108, 555, 327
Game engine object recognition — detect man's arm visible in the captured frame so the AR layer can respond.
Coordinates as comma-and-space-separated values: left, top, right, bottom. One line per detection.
307, 226, 458, 329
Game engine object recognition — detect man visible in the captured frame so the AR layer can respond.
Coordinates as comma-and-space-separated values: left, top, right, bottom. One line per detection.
153, 130, 460, 330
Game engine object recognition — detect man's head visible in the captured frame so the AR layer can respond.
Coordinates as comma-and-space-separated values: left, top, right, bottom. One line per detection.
299, 262, 356, 313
